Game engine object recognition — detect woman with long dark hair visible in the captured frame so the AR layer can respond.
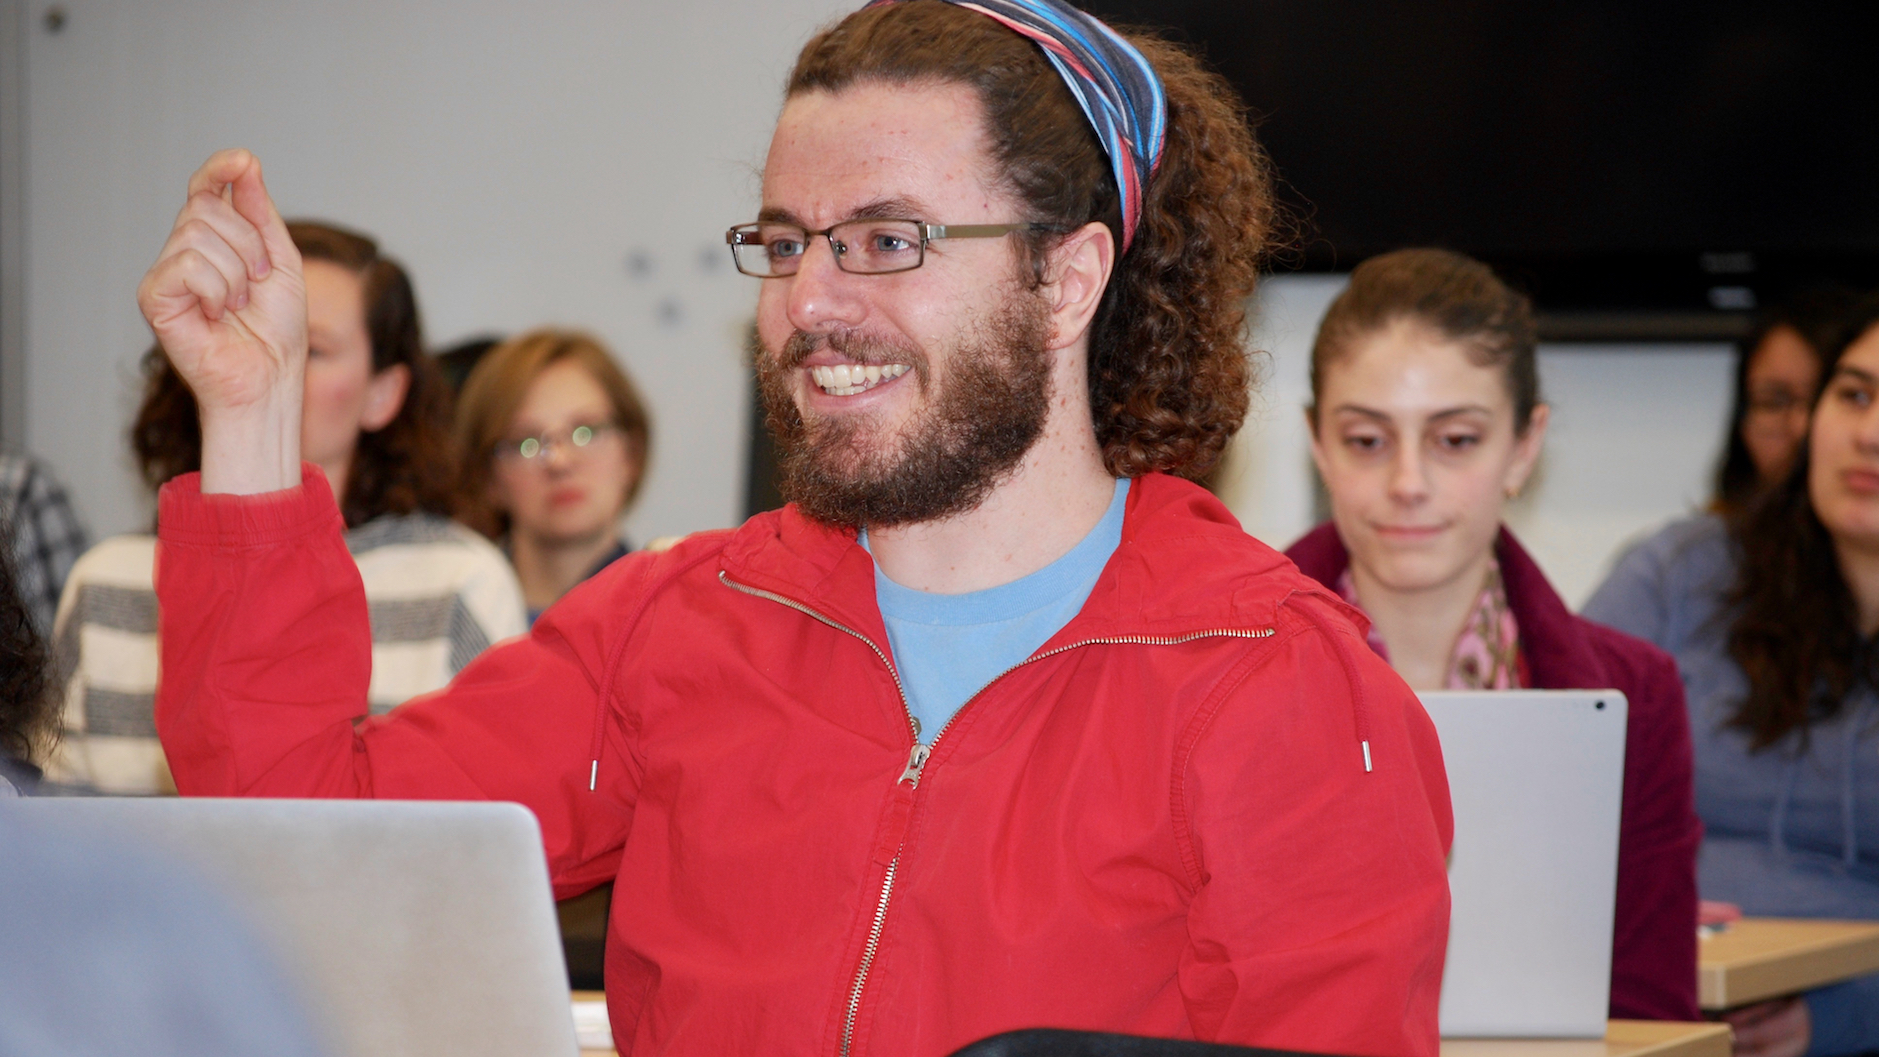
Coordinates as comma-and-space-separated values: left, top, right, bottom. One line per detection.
1587, 296, 1879, 1057
1285, 248, 1703, 1022
48, 221, 525, 795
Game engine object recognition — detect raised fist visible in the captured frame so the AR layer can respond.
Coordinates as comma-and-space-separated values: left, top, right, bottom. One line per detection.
136, 149, 307, 493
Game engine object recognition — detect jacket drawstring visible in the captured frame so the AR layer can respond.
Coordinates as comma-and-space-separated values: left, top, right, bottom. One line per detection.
1321, 609, 1376, 773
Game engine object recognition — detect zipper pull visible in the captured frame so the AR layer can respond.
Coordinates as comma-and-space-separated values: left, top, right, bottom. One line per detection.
898, 744, 931, 787
873, 745, 931, 866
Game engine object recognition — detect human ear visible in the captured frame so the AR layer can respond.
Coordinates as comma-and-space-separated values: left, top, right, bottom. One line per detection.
1040, 221, 1115, 351
360, 364, 411, 433
1502, 403, 1550, 497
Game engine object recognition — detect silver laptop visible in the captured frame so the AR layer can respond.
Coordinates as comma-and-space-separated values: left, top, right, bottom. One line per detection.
1421, 690, 1627, 1038
7, 798, 579, 1057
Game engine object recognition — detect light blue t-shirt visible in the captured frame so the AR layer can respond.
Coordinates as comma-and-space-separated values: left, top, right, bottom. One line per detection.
866, 478, 1129, 742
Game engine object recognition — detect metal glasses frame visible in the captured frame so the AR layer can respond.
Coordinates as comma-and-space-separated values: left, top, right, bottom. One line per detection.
723, 219, 1055, 277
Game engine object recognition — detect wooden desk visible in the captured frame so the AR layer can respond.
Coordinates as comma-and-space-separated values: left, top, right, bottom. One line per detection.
1442, 1021, 1730, 1057
1699, 918, 1879, 1010
572, 990, 613, 1056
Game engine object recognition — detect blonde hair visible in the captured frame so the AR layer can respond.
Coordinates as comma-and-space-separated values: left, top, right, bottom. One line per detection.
453, 329, 652, 539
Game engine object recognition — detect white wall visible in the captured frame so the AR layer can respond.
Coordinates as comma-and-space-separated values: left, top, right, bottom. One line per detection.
22, 0, 851, 541
1214, 275, 1737, 608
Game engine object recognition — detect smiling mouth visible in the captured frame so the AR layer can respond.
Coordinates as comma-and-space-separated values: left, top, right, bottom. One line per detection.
809, 362, 910, 397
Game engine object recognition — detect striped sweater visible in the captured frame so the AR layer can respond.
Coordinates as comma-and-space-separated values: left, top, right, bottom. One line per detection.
48, 513, 527, 794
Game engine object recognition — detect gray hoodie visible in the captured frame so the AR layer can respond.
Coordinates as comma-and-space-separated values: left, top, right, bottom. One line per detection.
1586, 515, 1879, 1055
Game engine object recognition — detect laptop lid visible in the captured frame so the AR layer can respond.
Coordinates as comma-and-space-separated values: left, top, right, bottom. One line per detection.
1420, 690, 1627, 1038
8, 798, 579, 1057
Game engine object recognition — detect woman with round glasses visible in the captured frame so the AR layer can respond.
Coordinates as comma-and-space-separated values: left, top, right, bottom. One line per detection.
1712, 289, 1860, 518
454, 330, 652, 625
1284, 248, 1703, 1021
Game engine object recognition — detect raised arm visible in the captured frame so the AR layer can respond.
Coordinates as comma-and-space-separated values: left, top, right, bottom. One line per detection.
136, 149, 306, 497
154, 467, 639, 897
140, 154, 633, 897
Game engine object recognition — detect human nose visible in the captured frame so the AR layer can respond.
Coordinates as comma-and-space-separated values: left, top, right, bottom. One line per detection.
782, 232, 867, 333
1387, 444, 1429, 504
1854, 401, 1879, 453
539, 436, 577, 469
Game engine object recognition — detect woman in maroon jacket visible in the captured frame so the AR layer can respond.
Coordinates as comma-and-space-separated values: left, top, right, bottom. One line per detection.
1285, 248, 1702, 1022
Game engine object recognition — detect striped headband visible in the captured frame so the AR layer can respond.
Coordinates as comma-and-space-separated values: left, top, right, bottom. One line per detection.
861, 0, 1167, 251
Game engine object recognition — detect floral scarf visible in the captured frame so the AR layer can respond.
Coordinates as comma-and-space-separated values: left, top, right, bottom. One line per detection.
1336, 558, 1524, 690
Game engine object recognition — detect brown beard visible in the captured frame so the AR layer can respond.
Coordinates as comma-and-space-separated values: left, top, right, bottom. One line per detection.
757, 290, 1053, 528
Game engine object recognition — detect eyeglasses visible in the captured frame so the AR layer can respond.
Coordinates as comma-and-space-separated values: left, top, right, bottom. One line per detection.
492, 422, 621, 464
1746, 390, 1808, 417
724, 218, 1055, 278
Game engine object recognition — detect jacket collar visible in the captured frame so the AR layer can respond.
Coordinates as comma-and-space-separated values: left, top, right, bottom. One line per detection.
718, 474, 1313, 647
1283, 522, 1611, 690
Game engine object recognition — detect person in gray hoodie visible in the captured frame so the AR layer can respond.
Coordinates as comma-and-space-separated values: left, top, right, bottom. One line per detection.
1586, 295, 1879, 1057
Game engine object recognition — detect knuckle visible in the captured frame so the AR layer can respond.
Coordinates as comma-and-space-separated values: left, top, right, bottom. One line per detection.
176, 216, 214, 243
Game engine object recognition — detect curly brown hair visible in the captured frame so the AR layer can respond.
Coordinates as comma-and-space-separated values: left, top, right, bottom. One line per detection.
133, 220, 455, 527
787, 0, 1276, 479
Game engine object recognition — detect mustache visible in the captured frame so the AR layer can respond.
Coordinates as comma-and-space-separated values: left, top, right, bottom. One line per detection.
779, 329, 927, 376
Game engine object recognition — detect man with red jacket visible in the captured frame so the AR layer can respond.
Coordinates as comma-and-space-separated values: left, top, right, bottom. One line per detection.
138, 2, 1452, 1055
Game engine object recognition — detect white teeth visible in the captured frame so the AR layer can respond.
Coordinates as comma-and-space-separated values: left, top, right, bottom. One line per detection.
808, 362, 910, 396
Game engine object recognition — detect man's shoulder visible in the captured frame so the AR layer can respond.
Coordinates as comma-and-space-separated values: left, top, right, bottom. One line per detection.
1116, 475, 1365, 643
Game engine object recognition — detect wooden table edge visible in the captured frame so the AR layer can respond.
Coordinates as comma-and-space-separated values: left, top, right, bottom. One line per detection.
1699, 918, 1879, 1010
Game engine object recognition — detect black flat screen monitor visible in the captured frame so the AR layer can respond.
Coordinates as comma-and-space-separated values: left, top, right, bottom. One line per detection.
1082, 1, 1877, 338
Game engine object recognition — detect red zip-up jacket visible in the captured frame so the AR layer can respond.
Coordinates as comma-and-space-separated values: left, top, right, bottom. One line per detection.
154, 469, 1453, 1057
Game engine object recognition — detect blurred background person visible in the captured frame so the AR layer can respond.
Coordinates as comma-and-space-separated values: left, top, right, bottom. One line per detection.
454, 329, 651, 625
1285, 248, 1702, 1022
1, 541, 55, 795
49, 220, 525, 795
1711, 289, 1861, 518
1587, 296, 1879, 1057
0, 452, 90, 637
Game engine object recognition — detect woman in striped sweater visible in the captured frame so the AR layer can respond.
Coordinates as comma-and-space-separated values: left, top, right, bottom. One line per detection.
48, 220, 525, 794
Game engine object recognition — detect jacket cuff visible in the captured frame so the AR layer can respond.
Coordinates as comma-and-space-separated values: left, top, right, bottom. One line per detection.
157, 463, 343, 548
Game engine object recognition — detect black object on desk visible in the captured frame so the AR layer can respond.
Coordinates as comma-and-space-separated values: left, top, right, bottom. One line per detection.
947, 1028, 1334, 1057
